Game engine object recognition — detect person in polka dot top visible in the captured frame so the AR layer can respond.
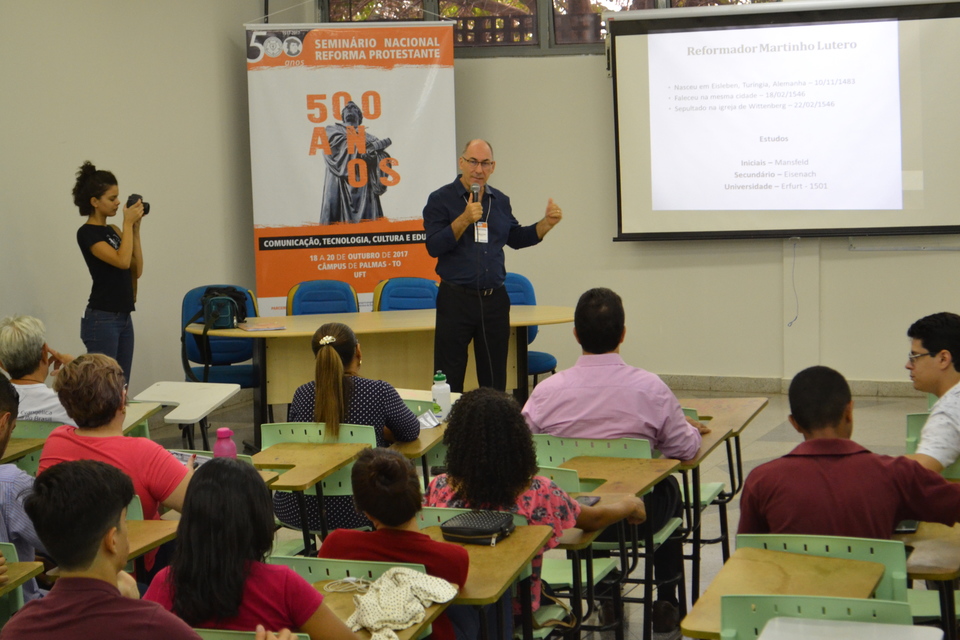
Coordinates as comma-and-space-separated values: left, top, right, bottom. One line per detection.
273, 322, 420, 532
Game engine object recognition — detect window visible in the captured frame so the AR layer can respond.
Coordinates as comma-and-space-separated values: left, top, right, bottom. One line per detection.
320, 0, 780, 53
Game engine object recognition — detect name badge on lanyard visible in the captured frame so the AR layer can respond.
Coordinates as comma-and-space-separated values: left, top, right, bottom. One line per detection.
475, 222, 489, 244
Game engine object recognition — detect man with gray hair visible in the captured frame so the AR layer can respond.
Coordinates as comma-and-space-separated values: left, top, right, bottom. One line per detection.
0, 316, 76, 426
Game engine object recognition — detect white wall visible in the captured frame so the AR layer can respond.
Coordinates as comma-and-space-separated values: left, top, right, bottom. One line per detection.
3, 3, 958, 394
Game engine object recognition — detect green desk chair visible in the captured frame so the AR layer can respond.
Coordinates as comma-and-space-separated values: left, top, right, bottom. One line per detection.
0, 543, 26, 630
195, 630, 309, 640
266, 556, 433, 640
736, 534, 907, 602
681, 407, 730, 560
719, 594, 912, 640
10, 420, 60, 476
267, 555, 425, 582
906, 412, 960, 479
738, 532, 960, 626
535, 466, 625, 639
531, 435, 683, 640
261, 422, 377, 549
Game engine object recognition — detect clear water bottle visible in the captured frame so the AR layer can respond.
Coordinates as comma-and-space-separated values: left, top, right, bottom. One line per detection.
432, 371, 451, 421
213, 427, 237, 458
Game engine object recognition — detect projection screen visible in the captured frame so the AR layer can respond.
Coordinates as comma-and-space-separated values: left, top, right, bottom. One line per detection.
607, 0, 960, 240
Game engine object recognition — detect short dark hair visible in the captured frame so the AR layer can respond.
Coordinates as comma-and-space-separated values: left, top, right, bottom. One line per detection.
351, 448, 422, 527
574, 288, 625, 354
788, 366, 851, 432
443, 388, 538, 510
908, 312, 960, 372
170, 458, 275, 626
25, 460, 134, 570
0, 377, 19, 418
72, 161, 118, 216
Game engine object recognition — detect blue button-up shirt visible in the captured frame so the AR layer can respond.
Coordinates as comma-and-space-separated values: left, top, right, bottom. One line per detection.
423, 176, 541, 289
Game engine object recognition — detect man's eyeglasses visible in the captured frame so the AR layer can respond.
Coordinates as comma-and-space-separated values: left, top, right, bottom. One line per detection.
907, 351, 935, 362
461, 157, 494, 170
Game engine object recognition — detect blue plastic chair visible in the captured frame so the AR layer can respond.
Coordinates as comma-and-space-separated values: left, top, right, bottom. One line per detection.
181, 285, 259, 387
504, 272, 557, 386
373, 277, 438, 311
286, 279, 359, 315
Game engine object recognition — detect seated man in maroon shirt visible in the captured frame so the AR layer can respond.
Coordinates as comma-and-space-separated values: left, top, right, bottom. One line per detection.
738, 365, 960, 538
0, 460, 291, 640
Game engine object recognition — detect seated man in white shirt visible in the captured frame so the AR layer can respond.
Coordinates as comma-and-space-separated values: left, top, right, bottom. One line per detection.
522, 287, 709, 640
0, 315, 76, 426
904, 312, 960, 472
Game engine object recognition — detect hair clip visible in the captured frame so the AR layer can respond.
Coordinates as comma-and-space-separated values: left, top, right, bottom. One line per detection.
318, 335, 336, 346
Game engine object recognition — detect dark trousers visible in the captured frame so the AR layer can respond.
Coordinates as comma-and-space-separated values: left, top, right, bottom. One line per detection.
598, 475, 683, 604
434, 281, 510, 393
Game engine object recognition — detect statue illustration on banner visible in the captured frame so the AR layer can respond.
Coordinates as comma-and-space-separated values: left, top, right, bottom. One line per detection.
321, 101, 394, 224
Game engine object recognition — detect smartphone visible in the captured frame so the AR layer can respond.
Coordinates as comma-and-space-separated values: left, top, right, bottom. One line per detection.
894, 519, 919, 534
576, 495, 600, 507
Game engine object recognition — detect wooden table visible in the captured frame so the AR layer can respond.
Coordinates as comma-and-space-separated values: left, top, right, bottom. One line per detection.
676, 397, 769, 600
190, 306, 574, 442
0, 562, 43, 598
422, 525, 553, 640
559, 456, 679, 497
123, 401, 163, 437
315, 579, 448, 640
128, 519, 179, 559
127, 519, 179, 579
895, 521, 960, 640
252, 442, 369, 551
0, 439, 44, 465
680, 547, 886, 639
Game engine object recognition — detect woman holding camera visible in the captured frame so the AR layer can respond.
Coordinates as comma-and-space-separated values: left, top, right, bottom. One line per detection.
72, 161, 144, 384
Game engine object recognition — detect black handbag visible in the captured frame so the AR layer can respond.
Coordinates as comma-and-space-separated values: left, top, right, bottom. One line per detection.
440, 510, 515, 546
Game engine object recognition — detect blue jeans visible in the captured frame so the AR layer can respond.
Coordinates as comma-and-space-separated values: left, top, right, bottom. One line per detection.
81, 307, 135, 384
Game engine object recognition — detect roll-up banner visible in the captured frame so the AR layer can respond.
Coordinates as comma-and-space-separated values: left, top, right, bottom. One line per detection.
245, 23, 455, 314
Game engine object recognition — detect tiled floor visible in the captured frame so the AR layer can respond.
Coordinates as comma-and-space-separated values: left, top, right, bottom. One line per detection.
142, 387, 930, 639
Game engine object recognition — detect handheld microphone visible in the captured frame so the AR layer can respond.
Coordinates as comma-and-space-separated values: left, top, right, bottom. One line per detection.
471, 183, 480, 203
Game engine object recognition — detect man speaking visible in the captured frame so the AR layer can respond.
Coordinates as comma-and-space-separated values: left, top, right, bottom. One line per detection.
422, 139, 562, 393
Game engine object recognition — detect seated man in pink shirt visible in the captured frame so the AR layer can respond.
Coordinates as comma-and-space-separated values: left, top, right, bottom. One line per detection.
739, 365, 960, 538
522, 287, 708, 639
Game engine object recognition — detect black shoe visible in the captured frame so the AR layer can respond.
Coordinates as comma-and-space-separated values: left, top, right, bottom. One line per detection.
651, 600, 680, 640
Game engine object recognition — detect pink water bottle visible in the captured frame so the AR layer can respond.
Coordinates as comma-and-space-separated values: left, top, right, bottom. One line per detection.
213, 427, 237, 458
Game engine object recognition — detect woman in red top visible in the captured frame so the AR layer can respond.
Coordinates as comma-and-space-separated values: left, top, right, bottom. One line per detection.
42, 353, 191, 580
145, 458, 355, 640
318, 448, 468, 640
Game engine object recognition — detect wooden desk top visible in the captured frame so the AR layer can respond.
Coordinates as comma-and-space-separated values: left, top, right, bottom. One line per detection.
391, 423, 447, 459
251, 442, 369, 491
1, 438, 45, 464
123, 401, 163, 432
681, 547, 886, 640
677, 426, 732, 471
559, 456, 680, 496
314, 579, 448, 640
678, 397, 769, 438
127, 520, 179, 559
895, 521, 960, 581
0, 562, 44, 598
421, 525, 552, 605
191, 306, 575, 339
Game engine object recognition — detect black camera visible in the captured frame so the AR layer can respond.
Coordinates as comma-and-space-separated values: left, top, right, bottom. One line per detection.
126, 193, 151, 215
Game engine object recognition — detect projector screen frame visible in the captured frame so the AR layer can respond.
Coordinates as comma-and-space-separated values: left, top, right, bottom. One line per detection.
607, 0, 960, 242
